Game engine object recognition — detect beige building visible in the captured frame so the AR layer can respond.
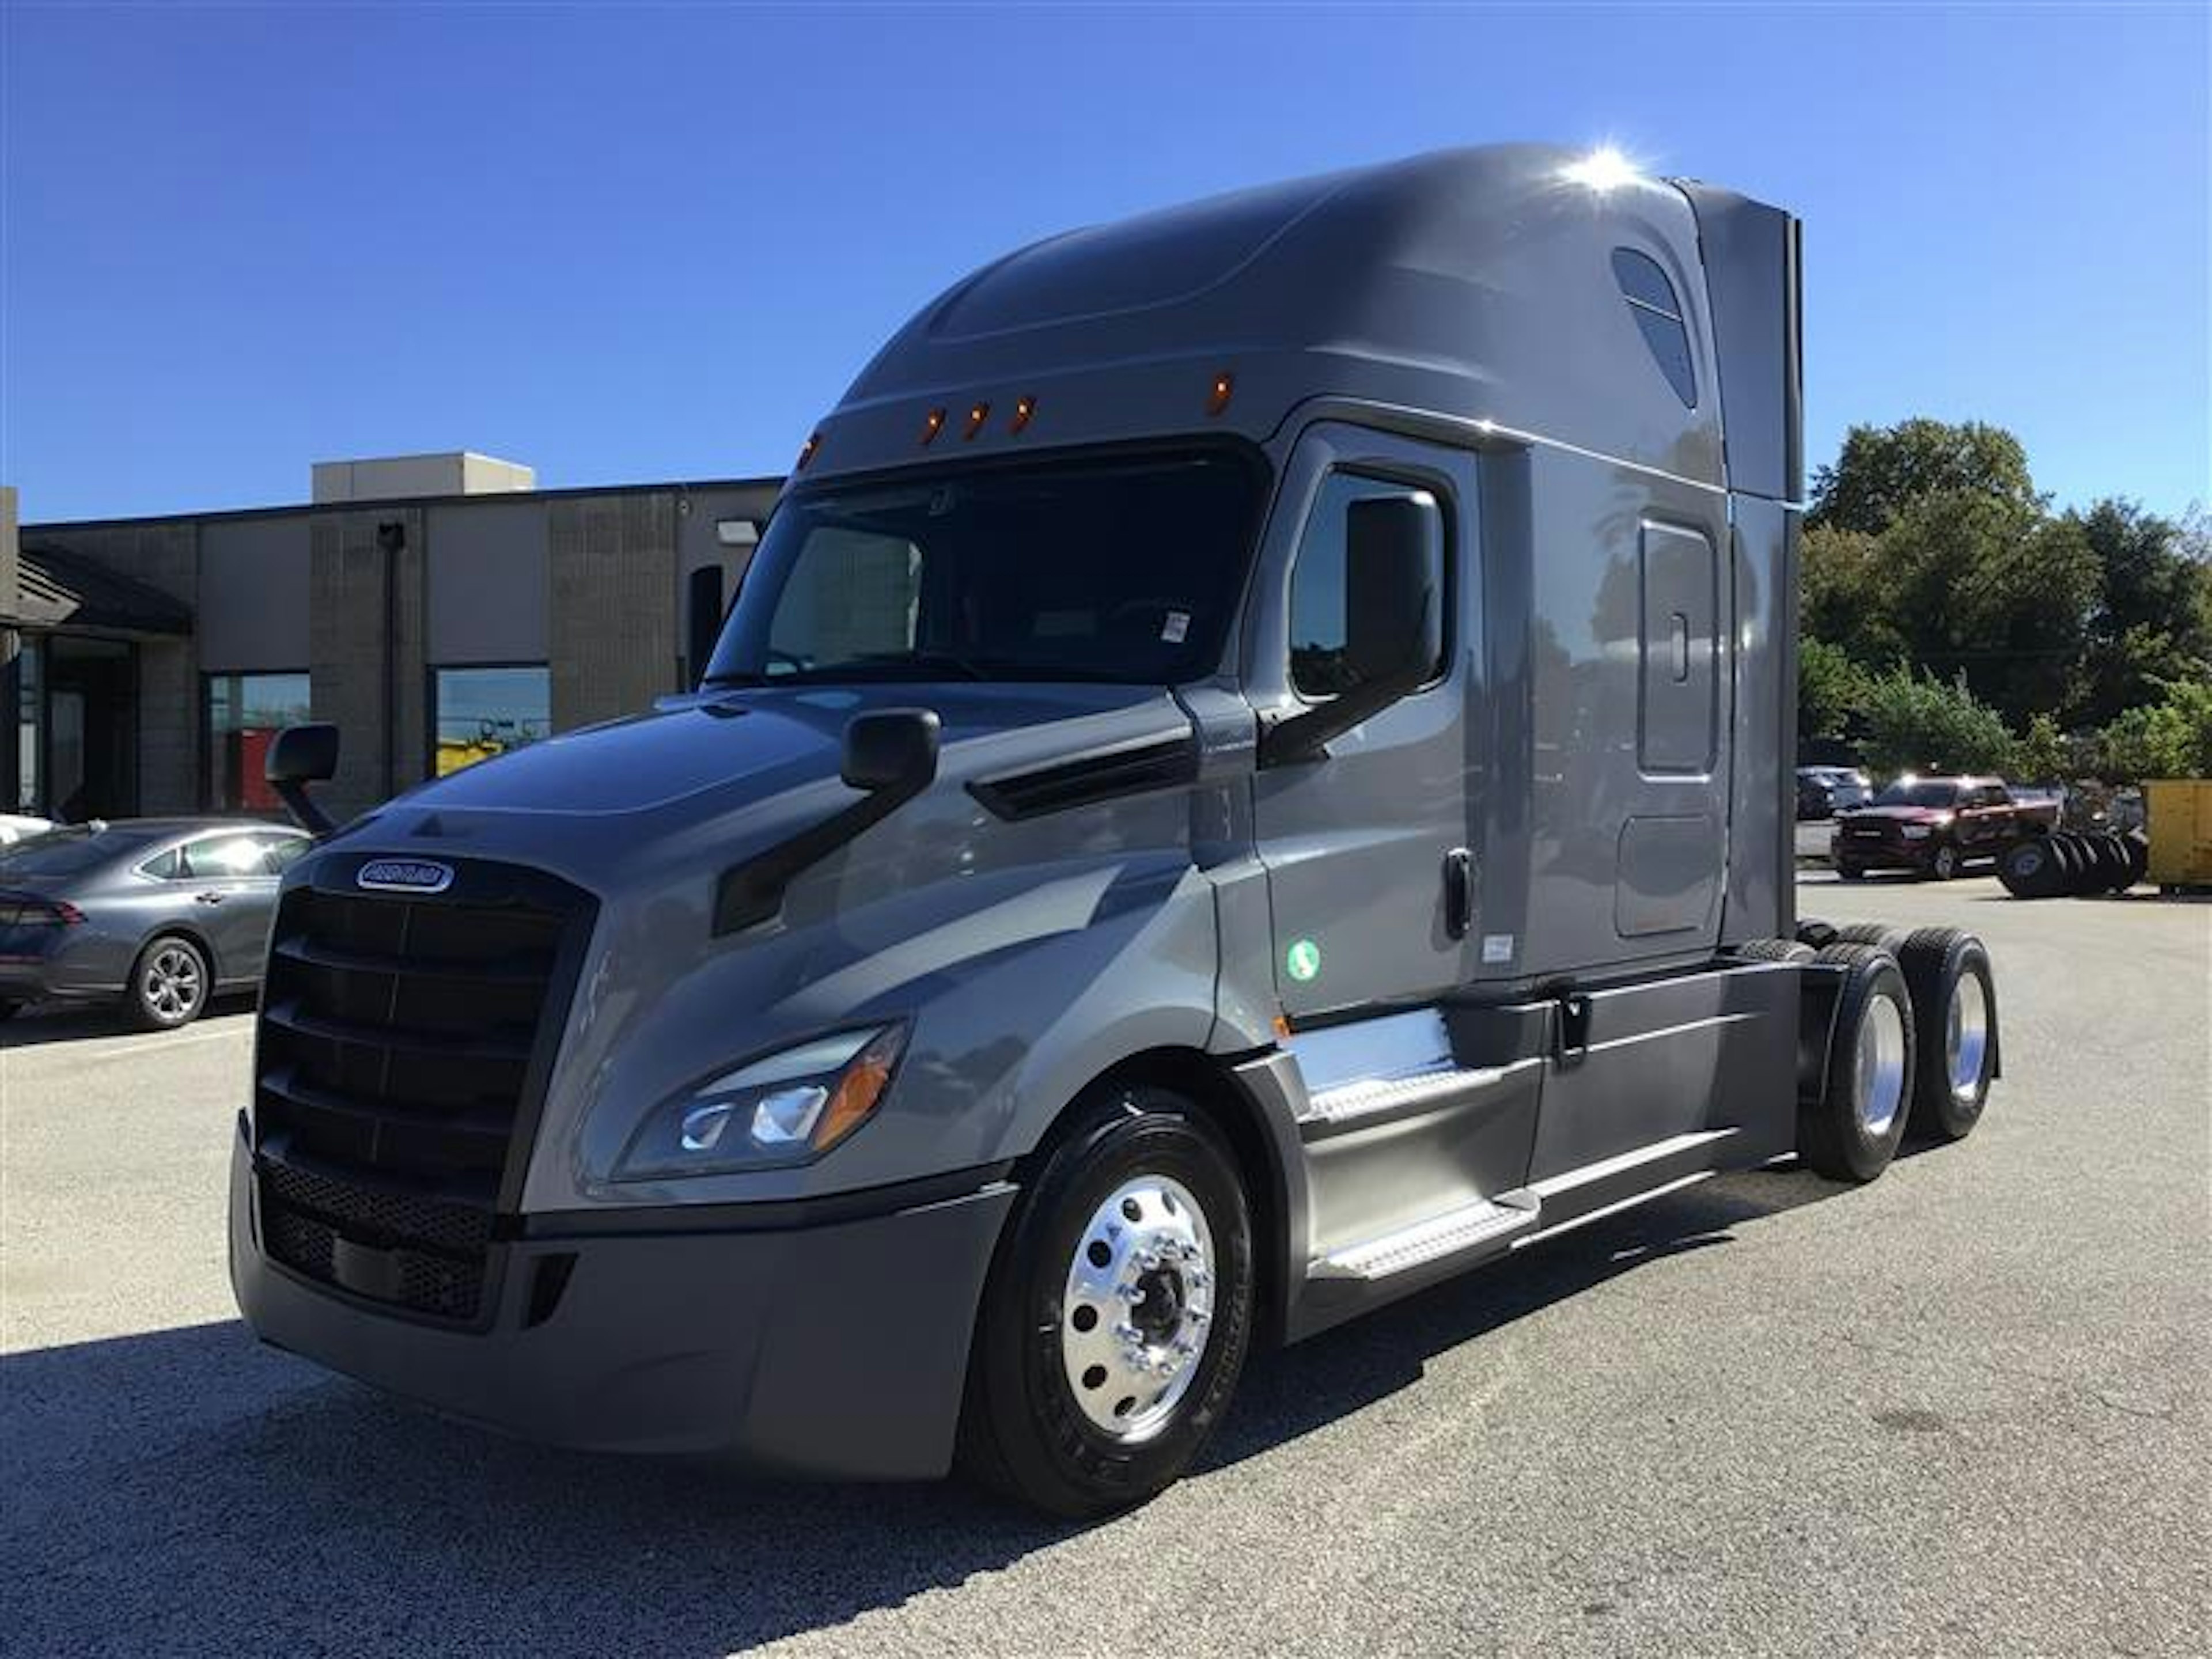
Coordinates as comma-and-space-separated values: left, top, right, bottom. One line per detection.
1, 457, 779, 824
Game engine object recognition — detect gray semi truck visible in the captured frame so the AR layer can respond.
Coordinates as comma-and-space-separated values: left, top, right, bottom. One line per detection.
230, 144, 2001, 1516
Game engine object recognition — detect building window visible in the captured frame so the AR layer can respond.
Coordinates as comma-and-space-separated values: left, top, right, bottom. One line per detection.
13, 636, 42, 812
1287, 472, 1447, 698
206, 671, 312, 814
433, 665, 550, 777
1610, 247, 1698, 409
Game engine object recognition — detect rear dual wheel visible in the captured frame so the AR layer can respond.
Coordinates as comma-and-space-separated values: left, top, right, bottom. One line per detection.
959, 1084, 1255, 1518
1897, 927, 1997, 1142
1798, 942, 1916, 1183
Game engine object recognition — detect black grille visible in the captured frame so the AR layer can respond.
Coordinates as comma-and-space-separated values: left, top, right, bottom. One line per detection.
253, 859, 592, 1325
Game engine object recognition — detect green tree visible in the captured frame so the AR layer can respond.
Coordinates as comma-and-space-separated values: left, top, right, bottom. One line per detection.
1856, 668, 2016, 778
1800, 522, 1902, 666
1798, 636, 1865, 744
2099, 681, 2212, 781
2015, 712, 2070, 783
2071, 499, 2212, 728
1809, 418, 2040, 537
1877, 491, 2099, 727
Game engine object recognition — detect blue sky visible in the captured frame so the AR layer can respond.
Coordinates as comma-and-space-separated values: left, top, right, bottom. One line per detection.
3, 2, 2205, 524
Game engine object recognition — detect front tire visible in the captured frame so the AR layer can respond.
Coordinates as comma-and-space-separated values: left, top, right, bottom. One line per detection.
127, 935, 210, 1031
1927, 843, 1961, 881
957, 1083, 1255, 1518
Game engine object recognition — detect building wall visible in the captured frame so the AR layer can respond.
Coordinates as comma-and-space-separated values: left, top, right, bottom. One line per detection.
199, 516, 312, 671
309, 509, 427, 822
50, 521, 202, 813
550, 491, 680, 730
22, 474, 779, 820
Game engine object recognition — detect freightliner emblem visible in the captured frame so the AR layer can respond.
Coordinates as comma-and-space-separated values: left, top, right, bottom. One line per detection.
356, 858, 455, 895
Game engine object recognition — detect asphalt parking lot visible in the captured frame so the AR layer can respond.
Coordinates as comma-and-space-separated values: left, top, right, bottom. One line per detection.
3, 877, 2206, 1657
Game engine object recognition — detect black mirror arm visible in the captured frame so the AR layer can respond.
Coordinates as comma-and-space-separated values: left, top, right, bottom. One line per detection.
272, 779, 336, 839
1258, 662, 1428, 768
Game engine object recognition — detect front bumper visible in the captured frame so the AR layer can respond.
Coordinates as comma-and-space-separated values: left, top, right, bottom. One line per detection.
229, 1118, 1017, 1480
1831, 835, 1936, 871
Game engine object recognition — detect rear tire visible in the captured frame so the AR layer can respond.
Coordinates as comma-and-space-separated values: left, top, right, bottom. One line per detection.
0, 999, 20, 1023
957, 1083, 1255, 1518
1897, 927, 1997, 1142
1798, 943, 1916, 1183
126, 935, 210, 1031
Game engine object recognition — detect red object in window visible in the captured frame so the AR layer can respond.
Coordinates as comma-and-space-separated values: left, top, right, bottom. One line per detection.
240, 729, 281, 811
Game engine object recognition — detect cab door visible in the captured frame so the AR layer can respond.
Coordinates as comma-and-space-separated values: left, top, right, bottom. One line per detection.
1247, 425, 1479, 1018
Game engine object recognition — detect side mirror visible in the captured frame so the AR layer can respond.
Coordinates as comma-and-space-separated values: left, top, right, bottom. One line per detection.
1262, 493, 1442, 766
266, 722, 340, 836
714, 707, 942, 935
842, 707, 941, 794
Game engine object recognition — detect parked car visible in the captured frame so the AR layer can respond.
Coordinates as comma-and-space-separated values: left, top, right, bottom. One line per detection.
1795, 765, 1870, 820
0, 819, 311, 1028
1831, 775, 2056, 880
0, 814, 55, 846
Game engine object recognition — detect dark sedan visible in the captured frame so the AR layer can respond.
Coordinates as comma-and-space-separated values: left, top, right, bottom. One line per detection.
0, 819, 311, 1029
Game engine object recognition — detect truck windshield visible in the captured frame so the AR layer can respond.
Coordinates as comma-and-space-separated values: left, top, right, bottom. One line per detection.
702, 450, 1264, 688
1872, 781, 1961, 808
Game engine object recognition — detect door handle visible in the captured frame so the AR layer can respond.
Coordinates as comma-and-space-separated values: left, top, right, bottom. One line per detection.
1442, 847, 1476, 940
194, 891, 226, 905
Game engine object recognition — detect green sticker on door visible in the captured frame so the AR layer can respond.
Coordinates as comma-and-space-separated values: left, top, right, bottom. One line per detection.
1284, 938, 1322, 983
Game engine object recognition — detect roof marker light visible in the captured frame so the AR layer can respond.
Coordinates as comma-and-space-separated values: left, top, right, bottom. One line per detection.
1207, 372, 1234, 416
963, 402, 991, 440
1010, 395, 1036, 434
921, 408, 946, 446
796, 431, 821, 471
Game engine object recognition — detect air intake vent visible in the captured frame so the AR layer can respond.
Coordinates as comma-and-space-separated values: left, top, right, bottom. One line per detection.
968, 736, 1198, 821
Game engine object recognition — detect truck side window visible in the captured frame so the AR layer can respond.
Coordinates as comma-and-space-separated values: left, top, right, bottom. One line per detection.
1288, 472, 1446, 698
1611, 248, 1698, 410
767, 528, 922, 671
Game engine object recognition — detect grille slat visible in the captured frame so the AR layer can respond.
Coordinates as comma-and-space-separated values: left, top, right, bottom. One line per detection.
254, 865, 592, 1326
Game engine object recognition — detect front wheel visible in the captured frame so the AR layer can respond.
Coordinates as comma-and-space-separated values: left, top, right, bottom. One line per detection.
127, 935, 210, 1031
1927, 843, 1961, 881
957, 1084, 1255, 1518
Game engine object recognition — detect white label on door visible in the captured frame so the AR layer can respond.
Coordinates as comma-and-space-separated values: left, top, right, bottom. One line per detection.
1480, 933, 1515, 964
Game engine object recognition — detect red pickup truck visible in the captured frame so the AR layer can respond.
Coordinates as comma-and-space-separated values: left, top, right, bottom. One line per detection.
1832, 775, 2059, 880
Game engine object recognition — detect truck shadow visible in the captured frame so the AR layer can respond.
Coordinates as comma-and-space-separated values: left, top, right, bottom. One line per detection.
0, 1168, 1838, 1657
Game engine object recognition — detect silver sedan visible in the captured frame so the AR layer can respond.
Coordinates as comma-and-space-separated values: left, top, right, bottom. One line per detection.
0, 819, 310, 1029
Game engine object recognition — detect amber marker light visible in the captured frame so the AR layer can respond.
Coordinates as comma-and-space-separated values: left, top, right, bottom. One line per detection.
963, 401, 991, 440
1009, 395, 1037, 434
1207, 371, 1235, 416
810, 1025, 908, 1154
795, 431, 821, 471
921, 408, 947, 445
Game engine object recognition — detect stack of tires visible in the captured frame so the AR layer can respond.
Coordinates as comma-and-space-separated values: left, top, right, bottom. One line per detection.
1997, 830, 2147, 899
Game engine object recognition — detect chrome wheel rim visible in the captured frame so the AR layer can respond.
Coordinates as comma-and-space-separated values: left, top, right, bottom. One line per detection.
1855, 993, 1908, 1138
1947, 973, 1989, 1104
1060, 1174, 1216, 1443
146, 946, 203, 1021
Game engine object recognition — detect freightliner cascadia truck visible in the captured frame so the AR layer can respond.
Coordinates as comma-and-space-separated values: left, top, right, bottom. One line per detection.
233, 145, 2001, 1516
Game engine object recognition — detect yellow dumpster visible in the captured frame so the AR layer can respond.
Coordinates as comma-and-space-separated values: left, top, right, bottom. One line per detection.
2143, 778, 2212, 889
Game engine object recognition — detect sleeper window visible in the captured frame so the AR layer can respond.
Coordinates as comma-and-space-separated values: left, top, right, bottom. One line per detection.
1287, 473, 1446, 698
1611, 248, 1698, 410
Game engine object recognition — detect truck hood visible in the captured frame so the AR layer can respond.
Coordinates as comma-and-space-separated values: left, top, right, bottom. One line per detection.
386, 683, 1179, 820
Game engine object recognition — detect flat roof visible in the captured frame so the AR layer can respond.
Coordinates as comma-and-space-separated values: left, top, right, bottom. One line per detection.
23, 473, 785, 535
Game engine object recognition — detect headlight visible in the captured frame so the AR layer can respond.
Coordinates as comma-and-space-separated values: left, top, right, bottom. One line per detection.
615, 1024, 907, 1180
1901, 824, 1931, 839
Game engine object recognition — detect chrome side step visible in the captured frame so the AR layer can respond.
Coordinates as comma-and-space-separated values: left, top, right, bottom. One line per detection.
1298, 1056, 1543, 1131
1310, 1189, 1541, 1282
